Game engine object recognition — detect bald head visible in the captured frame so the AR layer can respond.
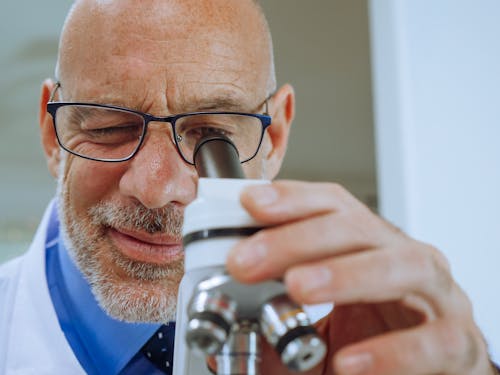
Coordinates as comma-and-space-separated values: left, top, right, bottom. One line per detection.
38, 0, 294, 326
55, 0, 276, 113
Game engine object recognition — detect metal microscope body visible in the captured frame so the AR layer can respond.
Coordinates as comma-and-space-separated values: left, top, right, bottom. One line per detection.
173, 177, 273, 374
172, 136, 326, 374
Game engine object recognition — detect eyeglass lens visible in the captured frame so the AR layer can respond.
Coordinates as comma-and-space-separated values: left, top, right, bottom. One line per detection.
175, 113, 264, 163
55, 105, 145, 161
54, 105, 265, 163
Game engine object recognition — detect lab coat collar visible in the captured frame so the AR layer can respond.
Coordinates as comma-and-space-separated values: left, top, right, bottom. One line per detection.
3, 199, 85, 374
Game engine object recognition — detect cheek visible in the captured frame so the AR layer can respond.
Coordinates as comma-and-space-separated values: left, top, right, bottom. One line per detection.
242, 157, 265, 179
65, 158, 127, 213
242, 135, 272, 179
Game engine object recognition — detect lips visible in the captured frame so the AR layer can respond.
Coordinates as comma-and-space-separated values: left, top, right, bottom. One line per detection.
108, 227, 183, 264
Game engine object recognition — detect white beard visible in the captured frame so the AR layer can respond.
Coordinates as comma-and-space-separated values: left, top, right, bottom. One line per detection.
56, 153, 184, 323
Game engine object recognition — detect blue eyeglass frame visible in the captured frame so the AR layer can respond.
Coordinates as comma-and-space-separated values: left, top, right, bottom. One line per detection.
46, 83, 273, 165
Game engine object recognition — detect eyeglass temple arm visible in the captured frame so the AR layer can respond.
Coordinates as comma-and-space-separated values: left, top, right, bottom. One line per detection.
48, 81, 62, 102
263, 92, 274, 116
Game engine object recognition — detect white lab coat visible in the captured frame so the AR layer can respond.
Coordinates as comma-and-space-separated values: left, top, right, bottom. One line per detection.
0, 201, 85, 375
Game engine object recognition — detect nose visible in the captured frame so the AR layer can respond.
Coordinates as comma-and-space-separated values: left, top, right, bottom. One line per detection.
119, 127, 197, 209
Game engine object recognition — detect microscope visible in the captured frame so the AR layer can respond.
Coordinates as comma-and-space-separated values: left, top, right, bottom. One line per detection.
172, 134, 326, 374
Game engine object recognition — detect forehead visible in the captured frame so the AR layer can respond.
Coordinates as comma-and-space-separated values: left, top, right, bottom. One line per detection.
60, 0, 270, 113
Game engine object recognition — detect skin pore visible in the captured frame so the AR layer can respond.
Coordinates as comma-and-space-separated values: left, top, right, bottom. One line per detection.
40, 0, 293, 323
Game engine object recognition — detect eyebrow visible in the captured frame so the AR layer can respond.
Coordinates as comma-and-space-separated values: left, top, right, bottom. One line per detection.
67, 92, 260, 115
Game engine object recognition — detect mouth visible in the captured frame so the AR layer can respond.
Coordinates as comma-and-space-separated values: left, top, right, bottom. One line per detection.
108, 227, 183, 265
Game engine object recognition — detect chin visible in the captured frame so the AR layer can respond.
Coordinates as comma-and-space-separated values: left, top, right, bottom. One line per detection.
93, 274, 181, 323
60, 208, 184, 323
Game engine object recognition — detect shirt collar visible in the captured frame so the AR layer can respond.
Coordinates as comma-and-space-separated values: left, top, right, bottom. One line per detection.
48, 201, 160, 373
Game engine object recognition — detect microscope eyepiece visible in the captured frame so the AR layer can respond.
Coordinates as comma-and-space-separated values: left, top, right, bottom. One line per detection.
193, 134, 245, 179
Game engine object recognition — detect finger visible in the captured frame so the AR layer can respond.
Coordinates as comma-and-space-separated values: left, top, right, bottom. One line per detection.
284, 244, 470, 318
226, 211, 381, 283
333, 319, 484, 375
240, 180, 362, 224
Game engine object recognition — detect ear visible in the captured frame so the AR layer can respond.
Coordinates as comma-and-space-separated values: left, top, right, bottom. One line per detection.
39, 79, 60, 178
262, 84, 295, 179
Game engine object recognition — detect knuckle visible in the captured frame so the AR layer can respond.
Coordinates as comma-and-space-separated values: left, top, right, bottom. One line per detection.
462, 329, 481, 370
428, 244, 451, 272
254, 228, 270, 243
403, 244, 430, 274
408, 243, 453, 294
324, 182, 356, 206
429, 251, 454, 294
254, 229, 275, 254
437, 320, 480, 371
377, 217, 409, 246
437, 320, 466, 362
407, 330, 432, 363
453, 285, 474, 316
326, 182, 348, 196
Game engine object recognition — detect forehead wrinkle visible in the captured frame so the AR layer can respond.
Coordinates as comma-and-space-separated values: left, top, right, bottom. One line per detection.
109, 32, 249, 70
105, 27, 257, 109
68, 0, 270, 72
64, 75, 161, 111
59, 0, 274, 118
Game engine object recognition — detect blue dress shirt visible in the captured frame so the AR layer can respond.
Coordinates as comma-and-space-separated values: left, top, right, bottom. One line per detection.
45, 202, 167, 374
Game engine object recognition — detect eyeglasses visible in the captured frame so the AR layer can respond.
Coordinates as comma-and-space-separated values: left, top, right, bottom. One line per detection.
46, 83, 272, 164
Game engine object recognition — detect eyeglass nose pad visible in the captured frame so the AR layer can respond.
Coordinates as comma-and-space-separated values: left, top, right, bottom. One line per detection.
176, 134, 183, 142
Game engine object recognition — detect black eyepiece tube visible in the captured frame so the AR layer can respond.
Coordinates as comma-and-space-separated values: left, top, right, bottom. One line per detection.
193, 134, 245, 179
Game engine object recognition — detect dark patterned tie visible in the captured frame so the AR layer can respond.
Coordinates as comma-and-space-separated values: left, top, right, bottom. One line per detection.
140, 323, 176, 374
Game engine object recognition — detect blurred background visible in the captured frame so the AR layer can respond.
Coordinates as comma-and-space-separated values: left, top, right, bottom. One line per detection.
1, 0, 499, 362
0, 1, 378, 260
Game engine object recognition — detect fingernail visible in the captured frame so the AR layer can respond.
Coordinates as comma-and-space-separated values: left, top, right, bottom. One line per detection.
244, 184, 279, 206
230, 238, 268, 269
337, 352, 373, 375
295, 266, 332, 295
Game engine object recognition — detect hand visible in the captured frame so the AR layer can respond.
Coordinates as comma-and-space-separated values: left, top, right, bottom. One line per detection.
226, 180, 495, 375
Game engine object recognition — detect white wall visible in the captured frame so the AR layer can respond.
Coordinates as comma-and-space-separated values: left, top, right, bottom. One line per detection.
370, 0, 500, 362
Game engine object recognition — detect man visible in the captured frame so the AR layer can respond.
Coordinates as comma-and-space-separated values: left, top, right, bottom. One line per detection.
0, 0, 497, 374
